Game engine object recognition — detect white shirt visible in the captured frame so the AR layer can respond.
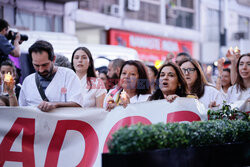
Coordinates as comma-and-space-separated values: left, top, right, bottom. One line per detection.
227, 85, 250, 103
220, 88, 228, 100
199, 85, 225, 108
80, 75, 106, 108
19, 67, 84, 107
103, 87, 151, 108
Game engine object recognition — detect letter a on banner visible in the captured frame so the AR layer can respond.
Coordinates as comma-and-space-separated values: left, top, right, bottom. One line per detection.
45, 120, 99, 167
0, 118, 35, 167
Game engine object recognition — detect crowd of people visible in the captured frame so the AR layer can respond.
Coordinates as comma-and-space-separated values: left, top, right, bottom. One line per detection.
0, 19, 249, 113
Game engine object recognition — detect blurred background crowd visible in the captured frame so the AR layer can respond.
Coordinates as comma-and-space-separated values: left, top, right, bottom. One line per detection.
0, 0, 249, 109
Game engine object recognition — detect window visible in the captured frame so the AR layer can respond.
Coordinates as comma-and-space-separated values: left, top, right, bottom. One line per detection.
126, 1, 160, 23
16, 11, 34, 30
15, 10, 63, 32
35, 15, 53, 31
206, 8, 219, 42
55, 16, 63, 32
165, 0, 195, 29
181, 0, 193, 9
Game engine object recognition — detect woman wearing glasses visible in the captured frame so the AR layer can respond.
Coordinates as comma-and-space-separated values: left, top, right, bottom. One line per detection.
149, 63, 189, 102
179, 59, 224, 108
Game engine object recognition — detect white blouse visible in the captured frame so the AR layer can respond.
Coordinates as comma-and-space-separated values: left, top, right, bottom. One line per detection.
220, 88, 228, 100
81, 75, 106, 108
227, 85, 250, 103
199, 85, 225, 108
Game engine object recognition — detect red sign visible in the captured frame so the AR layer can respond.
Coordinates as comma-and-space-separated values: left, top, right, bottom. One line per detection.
108, 29, 193, 62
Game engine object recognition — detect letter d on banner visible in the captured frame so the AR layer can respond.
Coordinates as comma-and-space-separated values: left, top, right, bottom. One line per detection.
45, 120, 99, 167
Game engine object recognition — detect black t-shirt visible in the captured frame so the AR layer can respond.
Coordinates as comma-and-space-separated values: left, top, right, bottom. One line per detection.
0, 34, 14, 63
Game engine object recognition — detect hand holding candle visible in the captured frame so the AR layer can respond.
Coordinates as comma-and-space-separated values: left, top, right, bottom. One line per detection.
120, 90, 130, 108
3, 72, 15, 95
106, 95, 116, 112
4, 72, 13, 83
107, 95, 114, 104
120, 90, 127, 101
227, 46, 240, 62
234, 46, 239, 53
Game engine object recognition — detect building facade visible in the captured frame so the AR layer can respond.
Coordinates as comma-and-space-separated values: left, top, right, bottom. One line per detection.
0, 0, 249, 64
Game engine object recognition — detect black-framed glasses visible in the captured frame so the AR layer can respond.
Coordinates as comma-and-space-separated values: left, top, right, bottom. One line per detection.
182, 68, 196, 74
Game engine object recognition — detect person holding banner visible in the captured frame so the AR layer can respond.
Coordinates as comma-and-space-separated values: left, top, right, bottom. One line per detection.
149, 63, 189, 102
71, 47, 106, 108
179, 59, 224, 108
104, 60, 151, 111
227, 53, 250, 103
19, 40, 84, 112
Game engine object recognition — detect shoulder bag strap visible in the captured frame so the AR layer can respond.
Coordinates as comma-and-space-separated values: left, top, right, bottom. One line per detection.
35, 73, 49, 102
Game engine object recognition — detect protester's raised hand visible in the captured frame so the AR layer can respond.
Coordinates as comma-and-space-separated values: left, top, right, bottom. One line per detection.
217, 58, 225, 75
164, 53, 174, 64
226, 49, 241, 62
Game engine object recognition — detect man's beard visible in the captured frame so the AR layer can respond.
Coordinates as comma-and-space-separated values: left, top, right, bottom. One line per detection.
110, 73, 119, 80
38, 65, 54, 79
107, 73, 119, 88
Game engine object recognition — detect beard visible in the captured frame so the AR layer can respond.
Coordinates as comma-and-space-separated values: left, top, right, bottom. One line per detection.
38, 65, 54, 79
110, 73, 119, 80
107, 73, 119, 89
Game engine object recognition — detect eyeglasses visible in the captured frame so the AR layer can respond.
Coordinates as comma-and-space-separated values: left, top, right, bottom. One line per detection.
182, 68, 196, 74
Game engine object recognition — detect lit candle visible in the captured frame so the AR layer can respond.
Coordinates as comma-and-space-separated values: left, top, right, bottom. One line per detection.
207, 65, 212, 73
234, 46, 239, 53
4, 72, 13, 83
120, 89, 127, 101
107, 96, 114, 104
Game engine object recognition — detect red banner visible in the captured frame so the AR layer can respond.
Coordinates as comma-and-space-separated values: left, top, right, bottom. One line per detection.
108, 29, 193, 62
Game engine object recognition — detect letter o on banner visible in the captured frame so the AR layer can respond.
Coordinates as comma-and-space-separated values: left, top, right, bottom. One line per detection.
167, 111, 201, 123
103, 116, 151, 153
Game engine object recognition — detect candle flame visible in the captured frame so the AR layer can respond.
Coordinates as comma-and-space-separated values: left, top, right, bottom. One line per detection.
234, 46, 239, 53
120, 90, 127, 100
4, 72, 12, 83
207, 66, 212, 73
107, 96, 114, 104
